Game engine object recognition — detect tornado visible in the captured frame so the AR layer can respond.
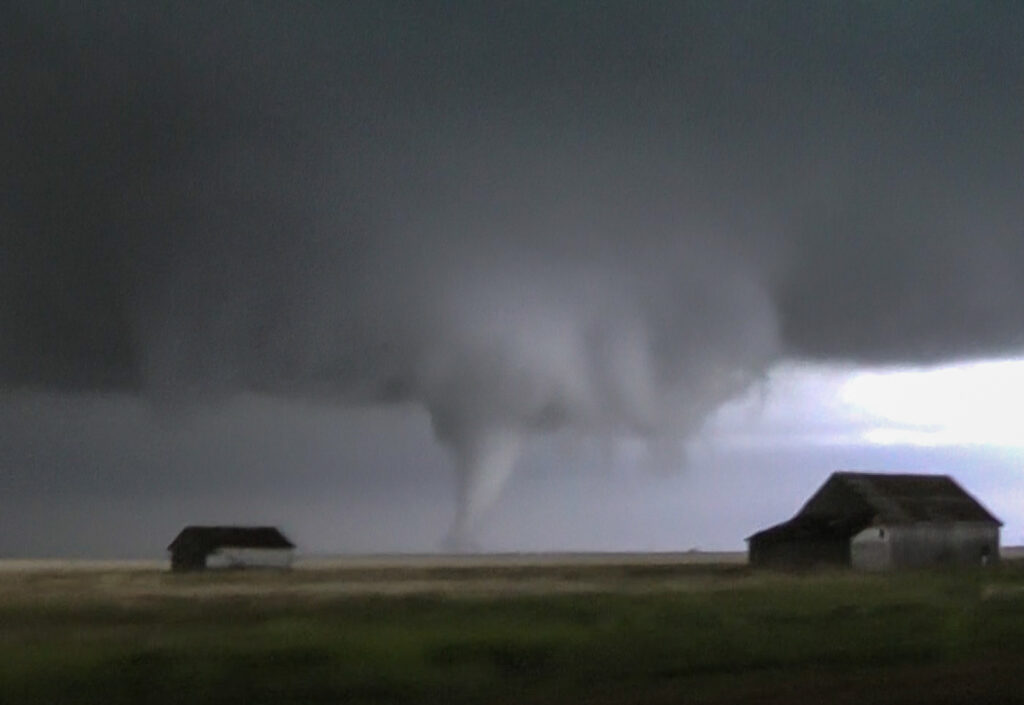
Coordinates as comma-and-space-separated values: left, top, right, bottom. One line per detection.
3, 2, 1024, 548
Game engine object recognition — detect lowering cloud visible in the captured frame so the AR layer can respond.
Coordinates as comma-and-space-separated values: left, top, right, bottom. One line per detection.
3, 2, 1023, 542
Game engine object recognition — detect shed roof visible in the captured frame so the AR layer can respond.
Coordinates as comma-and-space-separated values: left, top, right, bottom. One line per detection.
805, 472, 1002, 525
168, 526, 295, 553
747, 512, 873, 543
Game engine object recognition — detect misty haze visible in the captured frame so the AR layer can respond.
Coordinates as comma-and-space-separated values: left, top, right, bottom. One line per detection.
3, 2, 1023, 557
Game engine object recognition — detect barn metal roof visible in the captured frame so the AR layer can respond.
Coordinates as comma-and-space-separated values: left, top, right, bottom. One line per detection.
820, 472, 1002, 525
168, 526, 295, 553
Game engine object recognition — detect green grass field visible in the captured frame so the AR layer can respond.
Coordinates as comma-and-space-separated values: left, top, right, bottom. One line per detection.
2, 558, 1023, 704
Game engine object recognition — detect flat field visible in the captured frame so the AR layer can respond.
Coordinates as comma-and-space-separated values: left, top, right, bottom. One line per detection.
2, 554, 1023, 704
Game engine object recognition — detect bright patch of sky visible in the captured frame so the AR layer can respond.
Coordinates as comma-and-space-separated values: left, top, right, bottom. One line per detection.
707, 358, 1024, 451
842, 359, 1024, 448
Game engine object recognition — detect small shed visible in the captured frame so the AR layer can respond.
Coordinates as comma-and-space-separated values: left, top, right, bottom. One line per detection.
168, 526, 295, 571
747, 472, 1001, 570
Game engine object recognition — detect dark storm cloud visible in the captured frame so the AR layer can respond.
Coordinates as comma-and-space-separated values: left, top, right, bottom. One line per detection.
3, 2, 1024, 538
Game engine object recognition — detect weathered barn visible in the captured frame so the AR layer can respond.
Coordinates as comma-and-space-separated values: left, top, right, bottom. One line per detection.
168, 526, 295, 571
747, 472, 1001, 570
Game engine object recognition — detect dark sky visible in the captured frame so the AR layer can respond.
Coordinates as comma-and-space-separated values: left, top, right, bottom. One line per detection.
2, 2, 1023, 555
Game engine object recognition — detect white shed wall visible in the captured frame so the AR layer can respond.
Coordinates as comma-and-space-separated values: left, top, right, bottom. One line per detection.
205, 547, 293, 569
851, 527, 892, 571
854, 523, 998, 570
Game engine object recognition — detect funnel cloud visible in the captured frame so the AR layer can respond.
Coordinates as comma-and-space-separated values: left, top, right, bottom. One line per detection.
2, 2, 1023, 546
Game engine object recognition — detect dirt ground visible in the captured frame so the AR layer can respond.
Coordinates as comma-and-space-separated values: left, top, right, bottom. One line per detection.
0, 551, 748, 602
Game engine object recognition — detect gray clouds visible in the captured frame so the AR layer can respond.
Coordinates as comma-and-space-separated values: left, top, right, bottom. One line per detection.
4, 2, 1021, 384
3, 2, 1024, 540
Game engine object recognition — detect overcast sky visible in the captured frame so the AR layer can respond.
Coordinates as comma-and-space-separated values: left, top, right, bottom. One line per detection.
2, 2, 1022, 557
